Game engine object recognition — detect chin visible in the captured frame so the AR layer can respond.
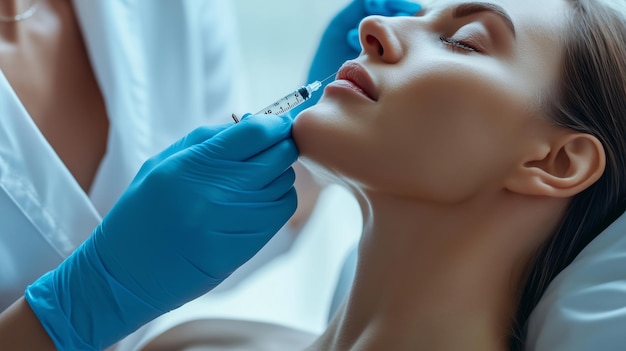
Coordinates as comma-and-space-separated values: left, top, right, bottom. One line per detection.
292, 104, 344, 177
292, 104, 329, 159
293, 101, 386, 189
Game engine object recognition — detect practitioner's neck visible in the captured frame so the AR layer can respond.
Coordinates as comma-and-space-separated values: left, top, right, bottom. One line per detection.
308, 189, 566, 351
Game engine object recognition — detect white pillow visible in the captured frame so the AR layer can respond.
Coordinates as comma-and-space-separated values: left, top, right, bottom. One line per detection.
527, 212, 626, 350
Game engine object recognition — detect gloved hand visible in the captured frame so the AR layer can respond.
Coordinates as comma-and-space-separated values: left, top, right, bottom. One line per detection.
290, 0, 422, 117
25, 114, 298, 350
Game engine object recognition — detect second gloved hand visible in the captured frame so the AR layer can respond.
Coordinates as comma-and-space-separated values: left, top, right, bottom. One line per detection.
26, 114, 298, 350
345, 0, 423, 52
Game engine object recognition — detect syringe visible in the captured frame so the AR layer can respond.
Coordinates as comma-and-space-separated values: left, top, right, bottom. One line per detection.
232, 73, 336, 123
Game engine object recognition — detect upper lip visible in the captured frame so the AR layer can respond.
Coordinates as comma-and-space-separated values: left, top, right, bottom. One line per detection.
336, 61, 378, 101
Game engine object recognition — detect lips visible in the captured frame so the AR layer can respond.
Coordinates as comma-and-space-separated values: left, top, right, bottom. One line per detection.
334, 61, 378, 101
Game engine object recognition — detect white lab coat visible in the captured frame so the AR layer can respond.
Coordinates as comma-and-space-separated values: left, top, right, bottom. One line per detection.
0, 0, 242, 309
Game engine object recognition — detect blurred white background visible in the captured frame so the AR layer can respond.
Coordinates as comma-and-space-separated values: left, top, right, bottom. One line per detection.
232, 0, 351, 113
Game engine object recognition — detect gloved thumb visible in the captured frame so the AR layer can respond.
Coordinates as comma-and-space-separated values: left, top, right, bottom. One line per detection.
200, 114, 294, 161
136, 124, 231, 181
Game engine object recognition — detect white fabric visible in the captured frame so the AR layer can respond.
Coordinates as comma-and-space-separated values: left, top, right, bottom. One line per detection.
125, 318, 316, 351
0, 0, 242, 310
527, 211, 626, 351
0, 71, 100, 304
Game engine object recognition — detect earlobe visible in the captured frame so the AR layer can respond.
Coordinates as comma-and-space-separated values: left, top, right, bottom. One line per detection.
505, 132, 606, 198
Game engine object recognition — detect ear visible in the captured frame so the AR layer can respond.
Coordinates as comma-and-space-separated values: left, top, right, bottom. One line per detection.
505, 132, 606, 197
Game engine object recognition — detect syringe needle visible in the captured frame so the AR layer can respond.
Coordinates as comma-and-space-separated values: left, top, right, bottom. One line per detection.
319, 72, 337, 84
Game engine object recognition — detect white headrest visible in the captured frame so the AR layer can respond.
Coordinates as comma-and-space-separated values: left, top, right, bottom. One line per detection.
527, 211, 626, 350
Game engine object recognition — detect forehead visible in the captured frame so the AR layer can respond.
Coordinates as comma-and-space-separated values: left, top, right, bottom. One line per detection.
421, 0, 572, 34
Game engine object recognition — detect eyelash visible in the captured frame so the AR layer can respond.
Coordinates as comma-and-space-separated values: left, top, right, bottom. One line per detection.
440, 36, 478, 52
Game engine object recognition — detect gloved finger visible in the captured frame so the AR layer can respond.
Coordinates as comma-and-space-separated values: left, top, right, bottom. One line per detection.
188, 187, 296, 278
239, 112, 252, 121
249, 167, 296, 203
173, 124, 234, 152
207, 187, 298, 234
180, 230, 278, 281
236, 187, 298, 234
207, 167, 296, 206
241, 138, 298, 189
260, 167, 297, 202
347, 1, 422, 54
364, 0, 422, 16
137, 124, 231, 180
332, 0, 368, 26
347, 28, 361, 52
201, 114, 293, 161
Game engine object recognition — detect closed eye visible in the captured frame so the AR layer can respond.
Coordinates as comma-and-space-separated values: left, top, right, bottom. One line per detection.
440, 36, 479, 53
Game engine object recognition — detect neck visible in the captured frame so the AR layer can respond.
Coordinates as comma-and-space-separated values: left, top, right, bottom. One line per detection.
309, 188, 566, 351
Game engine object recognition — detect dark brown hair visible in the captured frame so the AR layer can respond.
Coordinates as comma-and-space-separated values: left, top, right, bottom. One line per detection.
511, 1, 626, 349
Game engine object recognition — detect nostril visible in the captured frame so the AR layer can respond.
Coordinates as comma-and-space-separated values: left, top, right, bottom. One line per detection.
366, 34, 384, 56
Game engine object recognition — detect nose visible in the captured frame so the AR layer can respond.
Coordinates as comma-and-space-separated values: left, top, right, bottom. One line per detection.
359, 15, 404, 64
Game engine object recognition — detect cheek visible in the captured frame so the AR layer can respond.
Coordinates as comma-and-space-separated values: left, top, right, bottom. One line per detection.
293, 62, 537, 202
375, 69, 533, 200
387, 61, 529, 145
293, 101, 371, 169
293, 100, 408, 188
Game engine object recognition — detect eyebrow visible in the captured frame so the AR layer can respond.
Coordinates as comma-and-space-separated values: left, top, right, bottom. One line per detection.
453, 2, 516, 37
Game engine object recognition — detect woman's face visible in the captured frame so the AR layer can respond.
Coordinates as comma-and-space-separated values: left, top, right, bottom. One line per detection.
293, 0, 572, 202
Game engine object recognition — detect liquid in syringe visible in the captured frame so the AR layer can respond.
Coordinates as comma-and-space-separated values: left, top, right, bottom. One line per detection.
232, 73, 335, 123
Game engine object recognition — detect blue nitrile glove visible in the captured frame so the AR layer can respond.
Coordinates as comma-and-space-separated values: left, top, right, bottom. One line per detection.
289, 0, 422, 117
25, 114, 298, 351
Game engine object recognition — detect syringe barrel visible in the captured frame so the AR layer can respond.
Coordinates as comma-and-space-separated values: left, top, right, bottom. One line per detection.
233, 78, 329, 123
255, 86, 311, 116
